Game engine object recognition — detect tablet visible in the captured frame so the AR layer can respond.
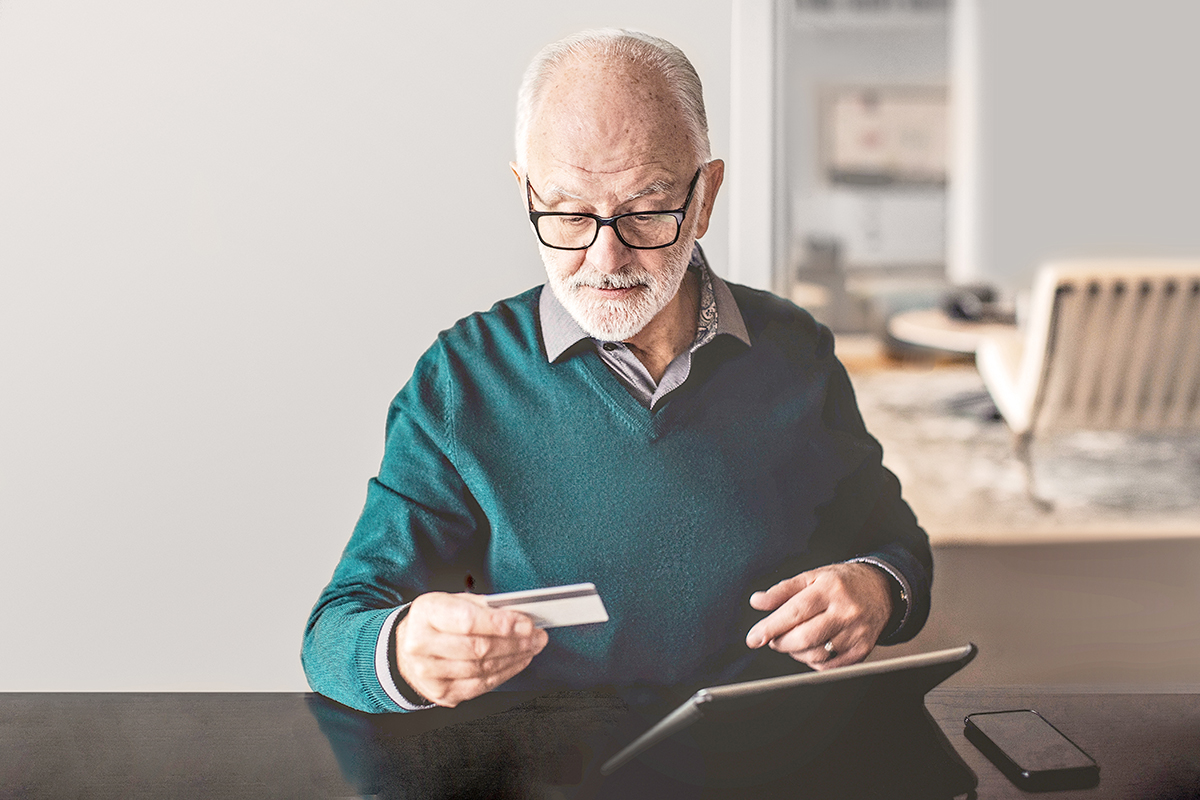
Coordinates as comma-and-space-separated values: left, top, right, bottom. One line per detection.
601, 643, 977, 777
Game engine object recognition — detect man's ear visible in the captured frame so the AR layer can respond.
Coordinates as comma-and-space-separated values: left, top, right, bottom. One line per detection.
693, 159, 725, 240
510, 162, 528, 210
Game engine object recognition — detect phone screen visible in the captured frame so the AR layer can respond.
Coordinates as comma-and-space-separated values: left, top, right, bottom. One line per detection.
967, 710, 1094, 772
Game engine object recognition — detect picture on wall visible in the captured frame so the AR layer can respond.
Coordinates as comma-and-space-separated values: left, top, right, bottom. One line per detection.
821, 85, 948, 186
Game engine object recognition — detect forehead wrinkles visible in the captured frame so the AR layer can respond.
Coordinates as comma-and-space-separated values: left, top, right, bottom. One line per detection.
529, 55, 693, 176
540, 173, 675, 204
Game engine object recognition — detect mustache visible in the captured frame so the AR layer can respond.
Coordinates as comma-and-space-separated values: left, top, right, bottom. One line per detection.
568, 268, 654, 291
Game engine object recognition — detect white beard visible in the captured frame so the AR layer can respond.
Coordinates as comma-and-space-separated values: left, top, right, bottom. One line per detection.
543, 244, 691, 342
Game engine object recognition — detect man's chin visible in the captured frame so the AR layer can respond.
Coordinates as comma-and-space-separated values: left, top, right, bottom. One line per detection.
545, 273, 671, 341
574, 305, 655, 342
575, 313, 648, 342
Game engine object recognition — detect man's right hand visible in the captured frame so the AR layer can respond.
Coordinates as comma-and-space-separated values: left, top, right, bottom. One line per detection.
394, 591, 549, 708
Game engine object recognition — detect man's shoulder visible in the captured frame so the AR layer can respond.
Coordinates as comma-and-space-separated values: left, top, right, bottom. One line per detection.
722, 279, 816, 326
399, 286, 544, 409
436, 285, 544, 358
721, 278, 833, 361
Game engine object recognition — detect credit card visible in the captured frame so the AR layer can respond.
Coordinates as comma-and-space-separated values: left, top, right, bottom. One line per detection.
483, 582, 609, 629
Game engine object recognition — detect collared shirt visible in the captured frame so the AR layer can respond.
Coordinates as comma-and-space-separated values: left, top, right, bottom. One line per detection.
539, 244, 752, 409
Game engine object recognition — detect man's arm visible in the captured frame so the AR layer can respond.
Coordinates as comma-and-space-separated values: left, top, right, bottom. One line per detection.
745, 472, 931, 670
301, 338, 544, 712
746, 341, 932, 669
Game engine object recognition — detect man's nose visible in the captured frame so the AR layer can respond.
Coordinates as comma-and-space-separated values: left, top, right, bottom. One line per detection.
585, 223, 631, 274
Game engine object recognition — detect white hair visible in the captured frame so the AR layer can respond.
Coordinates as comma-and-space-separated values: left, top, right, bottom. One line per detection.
514, 28, 711, 171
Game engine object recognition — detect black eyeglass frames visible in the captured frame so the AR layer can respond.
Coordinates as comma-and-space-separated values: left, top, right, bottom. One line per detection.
525, 166, 703, 251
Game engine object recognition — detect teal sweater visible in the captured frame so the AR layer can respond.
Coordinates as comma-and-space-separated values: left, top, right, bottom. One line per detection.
303, 282, 931, 713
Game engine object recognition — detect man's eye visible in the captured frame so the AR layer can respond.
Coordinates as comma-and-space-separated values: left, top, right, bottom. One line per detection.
560, 215, 591, 227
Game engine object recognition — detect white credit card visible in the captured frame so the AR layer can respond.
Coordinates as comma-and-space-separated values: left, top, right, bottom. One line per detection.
483, 582, 609, 629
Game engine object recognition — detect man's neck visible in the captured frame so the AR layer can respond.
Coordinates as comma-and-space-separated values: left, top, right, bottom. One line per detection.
623, 269, 700, 382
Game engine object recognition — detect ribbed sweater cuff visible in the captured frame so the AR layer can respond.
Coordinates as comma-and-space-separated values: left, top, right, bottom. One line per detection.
374, 604, 437, 711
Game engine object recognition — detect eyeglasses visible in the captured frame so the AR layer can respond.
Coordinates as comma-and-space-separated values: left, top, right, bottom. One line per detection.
526, 167, 702, 251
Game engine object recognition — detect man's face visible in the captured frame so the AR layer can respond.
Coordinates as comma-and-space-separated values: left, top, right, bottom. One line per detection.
516, 56, 722, 342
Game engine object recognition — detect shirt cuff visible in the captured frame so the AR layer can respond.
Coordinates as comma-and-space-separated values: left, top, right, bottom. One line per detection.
375, 604, 437, 711
845, 556, 912, 641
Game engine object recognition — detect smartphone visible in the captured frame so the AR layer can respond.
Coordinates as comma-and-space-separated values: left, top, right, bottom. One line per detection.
964, 709, 1099, 791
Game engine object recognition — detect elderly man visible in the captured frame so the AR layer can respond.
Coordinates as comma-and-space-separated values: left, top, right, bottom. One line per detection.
303, 29, 930, 713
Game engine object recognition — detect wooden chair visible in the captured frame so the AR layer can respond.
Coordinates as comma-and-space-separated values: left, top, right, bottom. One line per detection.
975, 259, 1200, 503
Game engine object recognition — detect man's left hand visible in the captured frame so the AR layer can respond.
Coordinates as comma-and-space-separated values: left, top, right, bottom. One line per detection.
744, 563, 892, 669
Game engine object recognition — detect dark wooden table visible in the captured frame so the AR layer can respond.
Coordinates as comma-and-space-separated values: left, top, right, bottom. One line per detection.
2, 688, 1197, 798
926, 688, 1200, 800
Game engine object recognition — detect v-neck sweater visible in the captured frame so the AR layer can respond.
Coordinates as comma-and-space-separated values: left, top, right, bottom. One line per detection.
302, 281, 931, 713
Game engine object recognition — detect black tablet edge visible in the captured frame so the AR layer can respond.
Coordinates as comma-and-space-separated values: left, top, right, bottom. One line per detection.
600, 695, 708, 775
702, 642, 977, 702
599, 643, 976, 776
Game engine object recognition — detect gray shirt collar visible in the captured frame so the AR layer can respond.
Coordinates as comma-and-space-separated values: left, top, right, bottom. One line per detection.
539, 243, 751, 363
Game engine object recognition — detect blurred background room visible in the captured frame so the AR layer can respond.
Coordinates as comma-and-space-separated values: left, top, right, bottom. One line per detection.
2, 0, 1198, 695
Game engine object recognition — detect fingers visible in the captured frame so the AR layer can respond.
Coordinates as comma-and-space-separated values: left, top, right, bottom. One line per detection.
408, 618, 547, 664
745, 563, 893, 670
413, 650, 536, 682
765, 614, 872, 670
402, 648, 541, 707
418, 591, 535, 638
745, 572, 822, 648
748, 572, 815, 612
396, 592, 549, 707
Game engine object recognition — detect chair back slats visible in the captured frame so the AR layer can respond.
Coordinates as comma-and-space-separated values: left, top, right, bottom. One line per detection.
1035, 266, 1200, 434
1039, 285, 1091, 429
1164, 280, 1200, 428
1122, 279, 1183, 429
1089, 279, 1141, 426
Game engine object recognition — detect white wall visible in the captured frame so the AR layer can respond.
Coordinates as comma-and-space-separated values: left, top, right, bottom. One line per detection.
0, 1, 731, 691
728, 0, 782, 292
949, 0, 1200, 292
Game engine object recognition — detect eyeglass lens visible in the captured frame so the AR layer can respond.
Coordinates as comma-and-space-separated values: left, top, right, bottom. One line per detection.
537, 213, 679, 249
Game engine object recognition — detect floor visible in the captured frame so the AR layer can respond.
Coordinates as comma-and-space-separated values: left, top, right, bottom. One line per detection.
844, 354, 1200, 544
